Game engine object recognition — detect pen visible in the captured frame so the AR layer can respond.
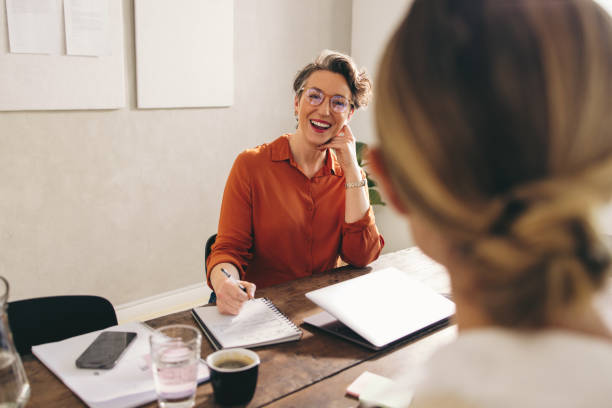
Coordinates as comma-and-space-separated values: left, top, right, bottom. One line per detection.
220, 267, 248, 294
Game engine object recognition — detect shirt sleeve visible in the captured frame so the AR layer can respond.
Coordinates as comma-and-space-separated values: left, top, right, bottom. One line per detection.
206, 153, 253, 288
340, 206, 385, 267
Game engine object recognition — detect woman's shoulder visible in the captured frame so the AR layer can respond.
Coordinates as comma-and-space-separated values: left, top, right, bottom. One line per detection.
413, 328, 612, 407
234, 134, 290, 165
427, 328, 612, 372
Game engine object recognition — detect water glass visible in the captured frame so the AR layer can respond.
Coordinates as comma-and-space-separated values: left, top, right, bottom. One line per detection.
0, 276, 30, 408
150, 324, 201, 408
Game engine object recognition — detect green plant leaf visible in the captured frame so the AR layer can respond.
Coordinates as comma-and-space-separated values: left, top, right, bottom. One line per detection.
368, 188, 386, 206
356, 141, 367, 167
357, 140, 385, 206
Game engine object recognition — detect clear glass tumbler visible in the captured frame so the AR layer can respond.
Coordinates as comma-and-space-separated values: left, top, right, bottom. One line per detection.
150, 324, 201, 408
0, 276, 30, 408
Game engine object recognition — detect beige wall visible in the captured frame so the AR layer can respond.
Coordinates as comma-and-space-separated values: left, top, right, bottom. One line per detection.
0, 0, 352, 303
351, 0, 414, 253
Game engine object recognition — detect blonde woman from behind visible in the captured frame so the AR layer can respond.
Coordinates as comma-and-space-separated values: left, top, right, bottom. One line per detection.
370, 0, 612, 407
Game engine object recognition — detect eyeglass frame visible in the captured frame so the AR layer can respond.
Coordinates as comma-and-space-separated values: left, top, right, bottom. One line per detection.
298, 87, 354, 113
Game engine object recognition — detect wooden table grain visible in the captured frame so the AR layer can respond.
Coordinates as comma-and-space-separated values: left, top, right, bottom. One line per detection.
23, 248, 455, 408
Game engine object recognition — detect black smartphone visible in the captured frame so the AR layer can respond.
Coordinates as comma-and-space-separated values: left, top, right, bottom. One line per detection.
75, 331, 137, 369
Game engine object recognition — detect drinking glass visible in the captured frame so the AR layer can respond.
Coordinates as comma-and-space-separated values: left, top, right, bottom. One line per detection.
150, 324, 201, 408
0, 276, 30, 408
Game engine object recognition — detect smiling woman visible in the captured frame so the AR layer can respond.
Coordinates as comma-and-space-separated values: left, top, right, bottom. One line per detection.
206, 50, 385, 315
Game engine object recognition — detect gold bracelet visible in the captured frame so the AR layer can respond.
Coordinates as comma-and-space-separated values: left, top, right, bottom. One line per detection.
345, 179, 367, 189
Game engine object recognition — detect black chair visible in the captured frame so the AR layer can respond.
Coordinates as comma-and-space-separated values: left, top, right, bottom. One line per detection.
205, 234, 218, 304
8, 295, 118, 356
205, 233, 217, 271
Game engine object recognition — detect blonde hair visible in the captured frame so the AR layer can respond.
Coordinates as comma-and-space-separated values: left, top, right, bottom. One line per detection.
375, 0, 612, 327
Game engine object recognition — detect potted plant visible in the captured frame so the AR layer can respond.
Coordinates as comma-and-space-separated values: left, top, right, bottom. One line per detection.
356, 141, 386, 206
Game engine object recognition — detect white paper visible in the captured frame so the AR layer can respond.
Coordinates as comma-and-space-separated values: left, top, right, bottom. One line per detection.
346, 371, 395, 398
194, 298, 301, 349
0, 0, 125, 111
349, 371, 412, 408
64, 0, 111, 56
6, 0, 62, 54
32, 322, 210, 408
359, 382, 413, 408
134, 0, 234, 108
347, 372, 413, 408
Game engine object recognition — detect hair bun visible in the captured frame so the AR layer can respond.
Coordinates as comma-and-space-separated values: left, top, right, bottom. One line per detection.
571, 220, 610, 284
489, 198, 528, 235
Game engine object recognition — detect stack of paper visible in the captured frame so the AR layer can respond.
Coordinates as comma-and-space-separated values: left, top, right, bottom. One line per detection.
32, 321, 209, 408
347, 371, 413, 408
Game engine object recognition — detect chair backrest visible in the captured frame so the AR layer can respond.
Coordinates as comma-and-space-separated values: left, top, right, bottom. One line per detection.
8, 295, 118, 355
204, 233, 217, 274
205, 233, 217, 304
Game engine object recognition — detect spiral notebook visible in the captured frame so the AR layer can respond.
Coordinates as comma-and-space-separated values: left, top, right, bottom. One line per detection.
191, 297, 302, 350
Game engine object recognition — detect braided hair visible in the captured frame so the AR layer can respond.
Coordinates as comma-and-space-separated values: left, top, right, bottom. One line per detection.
375, 0, 612, 327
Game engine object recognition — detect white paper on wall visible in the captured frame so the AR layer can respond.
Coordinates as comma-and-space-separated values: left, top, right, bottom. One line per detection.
134, 0, 234, 108
64, 0, 111, 56
6, 0, 62, 54
0, 0, 125, 110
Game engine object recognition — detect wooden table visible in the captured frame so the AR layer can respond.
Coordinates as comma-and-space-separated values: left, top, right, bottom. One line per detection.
23, 248, 457, 407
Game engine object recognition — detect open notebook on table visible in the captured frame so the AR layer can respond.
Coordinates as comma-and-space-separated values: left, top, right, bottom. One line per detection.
192, 297, 302, 350
304, 266, 455, 350
31, 321, 210, 408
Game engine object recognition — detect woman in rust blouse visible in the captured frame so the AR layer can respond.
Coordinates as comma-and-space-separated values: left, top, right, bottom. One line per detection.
207, 50, 385, 314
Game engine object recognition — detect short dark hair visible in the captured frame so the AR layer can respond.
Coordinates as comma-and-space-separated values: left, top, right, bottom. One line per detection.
293, 50, 372, 109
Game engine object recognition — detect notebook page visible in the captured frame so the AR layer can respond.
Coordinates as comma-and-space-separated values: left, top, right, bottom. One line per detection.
195, 298, 298, 348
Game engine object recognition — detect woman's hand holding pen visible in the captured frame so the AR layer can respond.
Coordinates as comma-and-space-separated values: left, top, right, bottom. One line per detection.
211, 263, 256, 315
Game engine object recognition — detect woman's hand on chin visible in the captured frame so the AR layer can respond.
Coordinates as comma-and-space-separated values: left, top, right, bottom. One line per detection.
317, 124, 360, 173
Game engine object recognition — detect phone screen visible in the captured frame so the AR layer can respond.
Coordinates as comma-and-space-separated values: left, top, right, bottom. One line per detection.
75, 331, 137, 369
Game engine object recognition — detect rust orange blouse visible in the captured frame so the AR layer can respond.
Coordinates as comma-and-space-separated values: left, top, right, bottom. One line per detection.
206, 135, 384, 289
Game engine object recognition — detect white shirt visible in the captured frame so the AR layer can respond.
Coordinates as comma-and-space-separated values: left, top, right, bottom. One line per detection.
411, 328, 612, 408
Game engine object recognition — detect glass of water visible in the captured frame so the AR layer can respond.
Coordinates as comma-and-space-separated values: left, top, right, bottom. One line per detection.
0, 276, 30, 408
150, 325, 201, 408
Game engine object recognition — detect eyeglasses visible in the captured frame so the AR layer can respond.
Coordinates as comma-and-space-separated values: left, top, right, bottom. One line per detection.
301, 87, 353, 113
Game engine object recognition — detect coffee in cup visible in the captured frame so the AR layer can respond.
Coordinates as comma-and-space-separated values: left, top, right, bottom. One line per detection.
215, 355, 254, 369
206, 348, 260, 405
